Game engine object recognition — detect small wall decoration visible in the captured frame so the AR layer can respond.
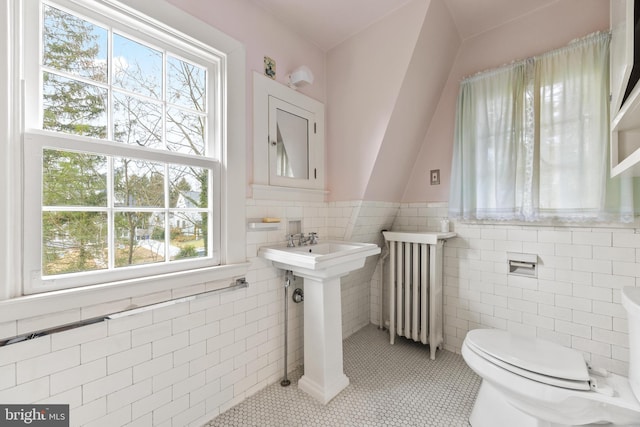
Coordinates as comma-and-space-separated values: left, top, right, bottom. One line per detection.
264, 56, 276, 79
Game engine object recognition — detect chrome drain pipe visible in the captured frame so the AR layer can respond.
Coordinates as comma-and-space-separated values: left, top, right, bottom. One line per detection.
281, 270, 294, 387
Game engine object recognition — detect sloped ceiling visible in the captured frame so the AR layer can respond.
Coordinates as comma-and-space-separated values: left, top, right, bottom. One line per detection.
324, 0, 434, 201
362, 0, 459, 201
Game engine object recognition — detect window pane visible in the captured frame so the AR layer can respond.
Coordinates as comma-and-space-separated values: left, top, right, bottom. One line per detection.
113, 34, 162, 99
113, 92, 163, 148
169, 165, 209, 209
169, 165, 209, 260
115, 212, 165, 267
536, 37, 610, 216
43, 4, 108, 83
43, 72, 108, 138
169, 211, 206, 260
166, 108, 206, 155
43, 149, 107, 207
167, 56, 206, 111
42, 211, 108, 275
114, 158, 165, 207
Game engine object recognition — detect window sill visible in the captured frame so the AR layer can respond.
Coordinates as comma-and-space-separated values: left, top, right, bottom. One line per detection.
0, 262, 250, 326
452, 217, 640, 229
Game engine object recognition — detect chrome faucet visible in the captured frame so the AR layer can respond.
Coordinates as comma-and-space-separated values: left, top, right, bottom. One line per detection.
287, 232, 319, 246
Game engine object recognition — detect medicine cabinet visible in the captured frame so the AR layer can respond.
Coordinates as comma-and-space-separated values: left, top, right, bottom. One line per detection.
253, 72, 325, 200
610, 0, 640, 176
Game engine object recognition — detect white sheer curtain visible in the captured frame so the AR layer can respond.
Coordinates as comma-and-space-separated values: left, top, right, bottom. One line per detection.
449, 32, 636, 222
449, 62, 530, 220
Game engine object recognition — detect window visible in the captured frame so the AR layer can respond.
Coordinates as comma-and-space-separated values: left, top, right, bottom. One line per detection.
449, 32, 636, 223
0, 0, 245, 321
21, 0, 225, 293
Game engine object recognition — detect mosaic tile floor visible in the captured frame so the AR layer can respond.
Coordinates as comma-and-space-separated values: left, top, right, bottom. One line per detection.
205, 325, 481, 426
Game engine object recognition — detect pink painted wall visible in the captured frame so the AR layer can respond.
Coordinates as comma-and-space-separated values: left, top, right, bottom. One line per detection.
165, 0, 608, 204
362, 0, 459, 202
325, 0, 431, 201
401, 0, 610, 202
165, 0, 326, 194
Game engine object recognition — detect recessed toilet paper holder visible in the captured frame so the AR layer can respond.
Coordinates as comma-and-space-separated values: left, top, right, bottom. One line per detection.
507, 252, 538, 277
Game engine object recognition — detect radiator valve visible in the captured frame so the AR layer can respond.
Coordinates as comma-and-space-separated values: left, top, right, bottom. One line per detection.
292, 288, 304, 303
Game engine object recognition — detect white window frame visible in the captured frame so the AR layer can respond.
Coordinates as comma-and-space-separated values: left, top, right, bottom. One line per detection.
23, 0, 224, 293
0, 0, 247, 322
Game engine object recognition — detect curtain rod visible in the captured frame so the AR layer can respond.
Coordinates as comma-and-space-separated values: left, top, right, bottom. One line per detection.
461, 30, 610, 83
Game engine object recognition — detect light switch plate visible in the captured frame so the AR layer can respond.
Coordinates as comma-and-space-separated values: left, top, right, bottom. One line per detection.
430, 169, 440, 185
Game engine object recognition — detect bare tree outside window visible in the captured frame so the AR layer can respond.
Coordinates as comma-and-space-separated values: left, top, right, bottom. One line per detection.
40, 4, 212, 277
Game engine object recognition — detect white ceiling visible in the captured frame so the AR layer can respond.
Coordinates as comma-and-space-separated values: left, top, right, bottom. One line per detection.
250, 0, 559, 51
445, 0, 558, 39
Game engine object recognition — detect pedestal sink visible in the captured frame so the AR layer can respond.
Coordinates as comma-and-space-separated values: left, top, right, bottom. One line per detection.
259, 240, 381, 403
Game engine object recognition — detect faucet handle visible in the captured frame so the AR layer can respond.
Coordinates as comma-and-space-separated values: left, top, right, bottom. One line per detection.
286, 234, 296, 247
309, 232, 319, 244
297, 232, 307, 246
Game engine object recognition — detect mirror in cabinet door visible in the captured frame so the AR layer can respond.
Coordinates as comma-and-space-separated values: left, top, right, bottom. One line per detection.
270, 96, 312, 184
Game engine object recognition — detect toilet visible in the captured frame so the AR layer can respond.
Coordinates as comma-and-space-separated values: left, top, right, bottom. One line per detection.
462, 286, 640, 427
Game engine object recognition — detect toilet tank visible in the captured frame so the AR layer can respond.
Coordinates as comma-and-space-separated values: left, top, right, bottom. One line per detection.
622, 287, 640, 401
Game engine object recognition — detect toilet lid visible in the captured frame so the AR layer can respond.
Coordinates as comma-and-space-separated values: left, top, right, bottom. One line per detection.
465, 329, 590, 390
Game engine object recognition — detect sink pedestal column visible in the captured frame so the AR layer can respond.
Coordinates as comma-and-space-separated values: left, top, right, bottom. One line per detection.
258, 241, 381, 404
297, 275, 349, 404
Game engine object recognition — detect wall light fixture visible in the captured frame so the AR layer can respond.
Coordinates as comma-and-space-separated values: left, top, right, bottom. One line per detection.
288, 65, 314, 89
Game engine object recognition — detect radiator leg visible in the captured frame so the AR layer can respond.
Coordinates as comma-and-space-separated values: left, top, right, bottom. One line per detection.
389, 241, 396, 345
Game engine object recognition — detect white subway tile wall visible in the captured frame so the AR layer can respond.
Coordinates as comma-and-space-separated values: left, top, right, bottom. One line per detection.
0, 199, 397, 426
5, 198, 635, 425
328, 201, 398, 337
0, 274, 305, 426
391, 202, 640, 376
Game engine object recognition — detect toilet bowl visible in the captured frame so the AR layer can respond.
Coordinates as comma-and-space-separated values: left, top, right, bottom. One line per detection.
462, 286, 640, 427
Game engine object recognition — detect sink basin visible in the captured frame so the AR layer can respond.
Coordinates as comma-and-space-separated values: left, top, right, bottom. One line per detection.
259, 240, 381, 279
288, 242, 362, 255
